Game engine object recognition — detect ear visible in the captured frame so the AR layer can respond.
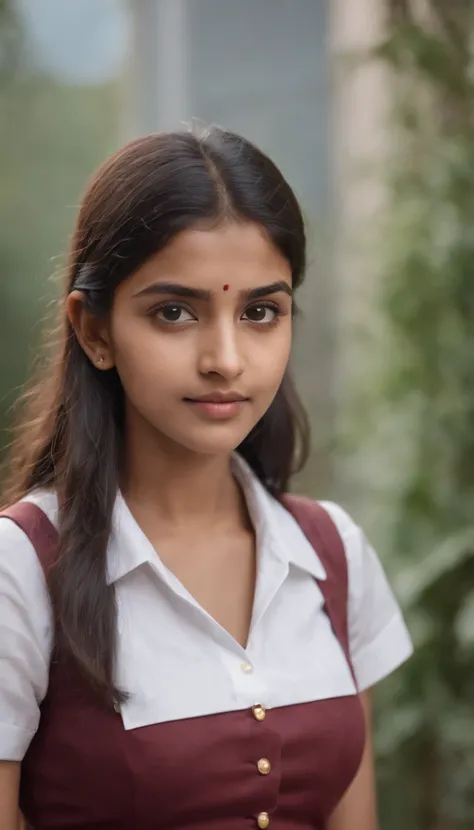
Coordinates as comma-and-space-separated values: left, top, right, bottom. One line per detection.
66, 291, 114, 370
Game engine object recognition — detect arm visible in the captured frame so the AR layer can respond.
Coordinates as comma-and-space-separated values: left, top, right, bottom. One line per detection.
327, 691, 378, 830
0, 519, 53, 830
0, 760, 22, 830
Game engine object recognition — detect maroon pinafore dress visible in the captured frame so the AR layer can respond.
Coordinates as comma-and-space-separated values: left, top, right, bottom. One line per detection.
2, 496, 365, 829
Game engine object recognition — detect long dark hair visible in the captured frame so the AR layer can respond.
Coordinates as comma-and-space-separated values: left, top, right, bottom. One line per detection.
3, 128, 309, 705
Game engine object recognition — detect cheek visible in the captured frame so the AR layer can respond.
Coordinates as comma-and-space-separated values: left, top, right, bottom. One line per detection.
250, 330, 292, 399
262, 325, 292, 369
111, 313, 176, 373
109, 315, 180, 402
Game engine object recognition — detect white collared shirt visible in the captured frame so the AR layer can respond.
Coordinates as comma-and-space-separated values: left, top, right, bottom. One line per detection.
0, 456, 413, 760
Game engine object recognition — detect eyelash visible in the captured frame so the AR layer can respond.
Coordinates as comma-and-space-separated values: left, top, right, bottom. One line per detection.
149, 301, 287, 328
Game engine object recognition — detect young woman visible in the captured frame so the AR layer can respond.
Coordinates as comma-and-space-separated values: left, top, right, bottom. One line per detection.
0, 128, 412, 830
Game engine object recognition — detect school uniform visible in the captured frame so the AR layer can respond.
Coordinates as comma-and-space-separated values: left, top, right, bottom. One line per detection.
0, 454, 412, 829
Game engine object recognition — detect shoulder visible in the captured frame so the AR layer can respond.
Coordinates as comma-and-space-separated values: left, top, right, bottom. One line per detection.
0, 488, 56, 622
317, 500, 360, 540
317, 500, 368, 578
317, 499, 399, 608
0, 489, 56, 574
0, 491, 55, 760
317, 500, 413, 690
0, 489, 58, 599
281, 495, 366, 576
22, 488, 59, 526
0, 493, 56, 665
284, 497, 414, 691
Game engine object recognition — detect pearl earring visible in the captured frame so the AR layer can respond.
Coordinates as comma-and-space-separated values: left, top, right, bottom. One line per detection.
97, 356, 105, 365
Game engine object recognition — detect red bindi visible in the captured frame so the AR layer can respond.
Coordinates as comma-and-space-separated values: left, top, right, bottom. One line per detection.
223, 284, 230, 291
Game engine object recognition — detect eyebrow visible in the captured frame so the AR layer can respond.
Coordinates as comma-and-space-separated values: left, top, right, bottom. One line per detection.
133, 280, 293, 301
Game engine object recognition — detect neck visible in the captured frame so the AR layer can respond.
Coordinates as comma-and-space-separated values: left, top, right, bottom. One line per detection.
121, 418, 242, 531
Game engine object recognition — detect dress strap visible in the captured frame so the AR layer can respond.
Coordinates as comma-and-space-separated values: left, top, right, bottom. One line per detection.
0, 501, 59, 578
0, 498, 355, 683
282, 495, 356, 683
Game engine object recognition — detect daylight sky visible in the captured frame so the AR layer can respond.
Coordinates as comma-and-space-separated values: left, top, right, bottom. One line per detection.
16, 0, 129, 85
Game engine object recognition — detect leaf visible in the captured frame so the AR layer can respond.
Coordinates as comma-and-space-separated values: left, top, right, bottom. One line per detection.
396, 528, 474, 606
375, 704, 425, 755
455, 592, 474, 647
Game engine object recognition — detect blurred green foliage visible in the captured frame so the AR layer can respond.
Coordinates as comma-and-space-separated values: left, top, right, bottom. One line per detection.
0, 0, 120, 452
365, 2, 474, 827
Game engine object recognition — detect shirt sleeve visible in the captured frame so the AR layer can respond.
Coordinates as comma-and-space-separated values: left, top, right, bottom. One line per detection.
0, 517, 52, 760
320, 501, 413, 691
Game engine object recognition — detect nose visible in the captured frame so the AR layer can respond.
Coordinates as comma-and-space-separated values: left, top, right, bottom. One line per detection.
197, 320, 244, 381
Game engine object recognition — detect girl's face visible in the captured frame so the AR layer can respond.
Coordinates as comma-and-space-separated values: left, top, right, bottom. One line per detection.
76, 222, 293, 458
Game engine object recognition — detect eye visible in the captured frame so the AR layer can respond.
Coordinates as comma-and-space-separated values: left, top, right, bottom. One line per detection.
154, 303, 196, 323
242, 304, 279, 324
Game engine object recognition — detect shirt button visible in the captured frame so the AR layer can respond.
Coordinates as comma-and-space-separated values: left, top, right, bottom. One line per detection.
241, 662, 253, 674
252, 704, 266, 722
257, 812, 270, 829
257, 758, 271, 775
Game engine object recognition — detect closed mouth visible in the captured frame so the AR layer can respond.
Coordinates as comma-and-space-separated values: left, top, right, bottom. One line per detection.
184, 394, 249, 404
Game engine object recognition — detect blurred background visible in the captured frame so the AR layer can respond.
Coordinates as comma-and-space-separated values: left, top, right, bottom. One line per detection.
1, 0, 474, 827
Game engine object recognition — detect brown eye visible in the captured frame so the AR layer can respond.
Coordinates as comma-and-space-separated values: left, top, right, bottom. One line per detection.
155, 304, 195, 323
243, 304, 278, 324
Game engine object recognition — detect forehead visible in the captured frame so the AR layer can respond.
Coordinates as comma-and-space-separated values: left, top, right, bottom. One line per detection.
125, 222, 291, 294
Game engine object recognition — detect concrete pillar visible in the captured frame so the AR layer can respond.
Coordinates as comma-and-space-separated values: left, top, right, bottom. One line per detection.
125, 0, 188, 137
329, 0, 390, 505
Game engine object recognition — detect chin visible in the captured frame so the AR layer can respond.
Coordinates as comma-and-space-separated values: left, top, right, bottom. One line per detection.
172, 423, 253, 458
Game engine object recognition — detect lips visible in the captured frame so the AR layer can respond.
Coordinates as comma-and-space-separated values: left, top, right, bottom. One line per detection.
184, 393, 249, 420
184, 392, 249, 404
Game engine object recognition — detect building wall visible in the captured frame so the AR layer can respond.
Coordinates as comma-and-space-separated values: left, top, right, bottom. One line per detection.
330, 0, 389, 505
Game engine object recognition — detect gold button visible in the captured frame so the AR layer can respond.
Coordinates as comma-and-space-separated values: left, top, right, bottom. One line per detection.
257, 758, 271, 775
241, 662, 253, 674
257, 812, 270, 829
252, 704, 266, 721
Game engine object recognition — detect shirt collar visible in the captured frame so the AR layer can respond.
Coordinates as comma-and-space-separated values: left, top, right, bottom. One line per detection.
106, 454, 327, 585
231, 454, 327, 582
106, 492, 154, 585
